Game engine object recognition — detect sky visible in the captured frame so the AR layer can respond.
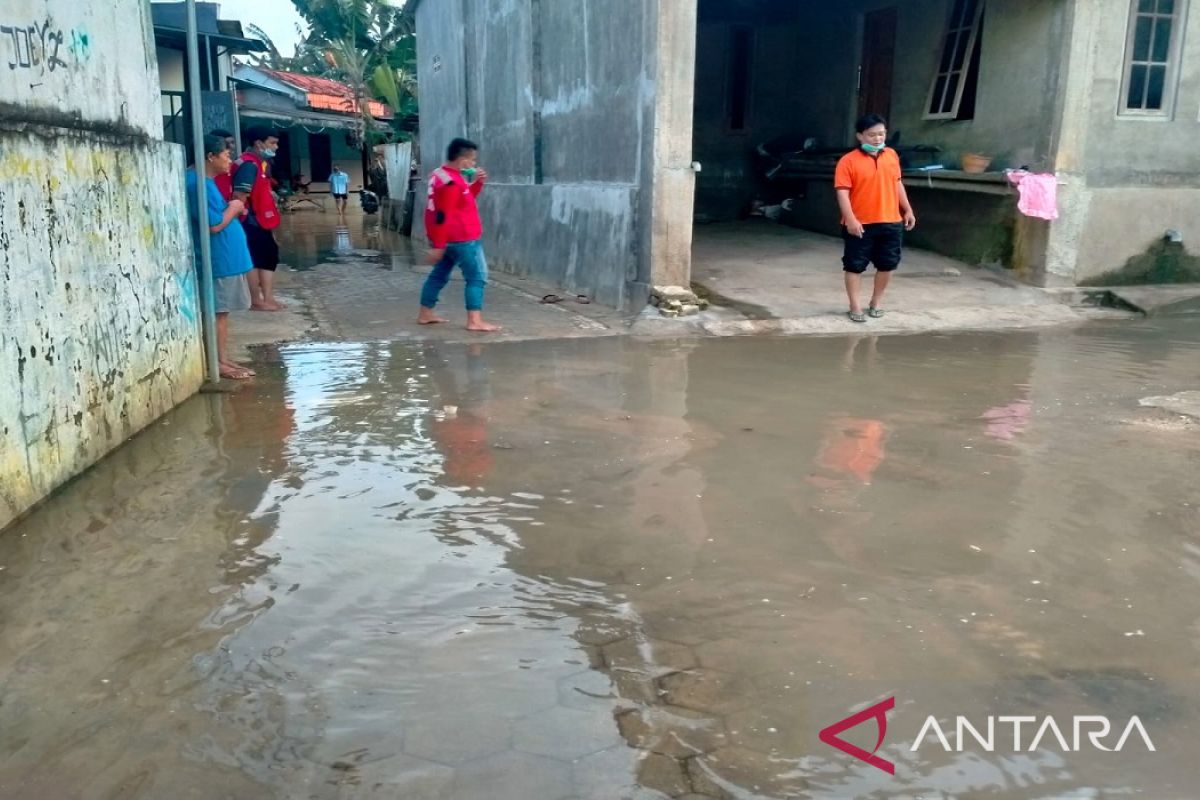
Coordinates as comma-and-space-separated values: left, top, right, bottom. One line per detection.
217, 0, 308, 57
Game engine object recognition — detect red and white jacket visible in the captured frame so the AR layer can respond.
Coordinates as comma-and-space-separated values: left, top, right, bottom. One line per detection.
425, 166, 484, 248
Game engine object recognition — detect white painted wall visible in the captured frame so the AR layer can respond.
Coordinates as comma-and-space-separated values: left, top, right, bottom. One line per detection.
1, 0, 162, 136
1, 0, 202, 531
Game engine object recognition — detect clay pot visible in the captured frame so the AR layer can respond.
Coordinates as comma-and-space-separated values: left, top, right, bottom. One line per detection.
961, 153, 993, 173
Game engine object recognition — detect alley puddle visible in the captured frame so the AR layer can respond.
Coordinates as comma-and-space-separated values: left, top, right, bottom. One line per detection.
3, 321, 1200, 798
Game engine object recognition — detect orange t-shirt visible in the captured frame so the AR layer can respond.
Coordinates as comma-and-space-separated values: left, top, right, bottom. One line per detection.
834, 148, 903, 225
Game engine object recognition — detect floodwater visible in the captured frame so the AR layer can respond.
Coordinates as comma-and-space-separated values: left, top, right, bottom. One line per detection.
3, 321, 1200, 799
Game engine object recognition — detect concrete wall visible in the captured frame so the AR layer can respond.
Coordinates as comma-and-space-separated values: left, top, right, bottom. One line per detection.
1, 0, 202, 530
1047, 0, 1200, 285
416, 0, 692, 308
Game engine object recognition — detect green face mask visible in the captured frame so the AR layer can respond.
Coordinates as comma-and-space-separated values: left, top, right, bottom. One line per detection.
461, 168, 477, 182
860, 142, 885, 154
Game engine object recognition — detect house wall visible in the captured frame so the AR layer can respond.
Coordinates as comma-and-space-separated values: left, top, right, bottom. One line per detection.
1048, 0, 1200, 285
286, 128, 365, 191
694, 0, 1066, 217
1, 0, 203, 531
415, 0, 695, 308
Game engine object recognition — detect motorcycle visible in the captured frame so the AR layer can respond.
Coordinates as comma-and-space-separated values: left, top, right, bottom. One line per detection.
358, 188, 380, 215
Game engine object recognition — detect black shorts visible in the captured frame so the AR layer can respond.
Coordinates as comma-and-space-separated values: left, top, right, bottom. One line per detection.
245, 224, 280, 272
842, 222, 904, 273
333, 193, 348, 200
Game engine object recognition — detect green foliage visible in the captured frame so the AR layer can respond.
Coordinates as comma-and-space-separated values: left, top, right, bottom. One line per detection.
245, 1, 418, 142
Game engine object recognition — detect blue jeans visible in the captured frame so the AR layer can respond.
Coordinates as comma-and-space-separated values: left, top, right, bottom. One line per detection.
420, 240, 488, 311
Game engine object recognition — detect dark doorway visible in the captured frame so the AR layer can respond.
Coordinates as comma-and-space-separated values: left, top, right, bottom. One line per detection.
857, 7, 897, 121
309, 133, 333, 181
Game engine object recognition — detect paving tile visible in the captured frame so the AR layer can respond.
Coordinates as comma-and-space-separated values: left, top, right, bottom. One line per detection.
333, 753, 455, 799
688, 747, 808, 798
615, 706, 728, 758
450, 751, 573, 800
572, 745, 671, 800
659, 670, 755, 716
557, 669, 618, 711
513, 705, 623, 759
402, 709, 511, 764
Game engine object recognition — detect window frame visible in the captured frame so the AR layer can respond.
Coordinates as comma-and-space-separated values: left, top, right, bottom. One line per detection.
1119, 0, 1188, 118
923, 0, 986, 121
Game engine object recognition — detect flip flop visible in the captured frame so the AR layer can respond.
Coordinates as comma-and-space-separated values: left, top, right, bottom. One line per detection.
848, 310, 867, 323
867, 307, 885, 318
219, 366, 254, 380
540, 294, 563, 304
575, 294, 591, 304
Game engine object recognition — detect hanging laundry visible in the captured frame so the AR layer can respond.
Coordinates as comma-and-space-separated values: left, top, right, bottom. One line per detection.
1006, 170, 1059, 220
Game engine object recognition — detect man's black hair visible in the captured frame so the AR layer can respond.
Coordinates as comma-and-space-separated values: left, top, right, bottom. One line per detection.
855, 113, 887, 134
244, 126, 278, 147
209, 128, 234, 139
447, 137, 479, 162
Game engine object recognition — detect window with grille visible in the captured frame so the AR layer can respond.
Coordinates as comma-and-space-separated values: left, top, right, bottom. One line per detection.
924, 0, 985, 120
1121, 0, 1186, 115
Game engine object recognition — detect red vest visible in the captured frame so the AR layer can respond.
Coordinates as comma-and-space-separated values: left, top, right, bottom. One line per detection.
238, 151, 281, 231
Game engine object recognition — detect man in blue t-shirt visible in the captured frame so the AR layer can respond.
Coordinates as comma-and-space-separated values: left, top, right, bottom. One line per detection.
329, 164, 350, 217
186, 135, 256, 380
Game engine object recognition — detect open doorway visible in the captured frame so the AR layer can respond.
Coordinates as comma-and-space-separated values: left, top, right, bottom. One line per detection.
688, 0, 1041, 310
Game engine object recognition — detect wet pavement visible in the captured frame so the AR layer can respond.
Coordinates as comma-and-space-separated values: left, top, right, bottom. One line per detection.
230, 212, 625, 351
3, 315, 1200, 799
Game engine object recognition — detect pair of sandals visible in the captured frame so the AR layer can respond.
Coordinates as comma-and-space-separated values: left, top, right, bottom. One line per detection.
540, 294, 591, 305
848, 307, 885, 323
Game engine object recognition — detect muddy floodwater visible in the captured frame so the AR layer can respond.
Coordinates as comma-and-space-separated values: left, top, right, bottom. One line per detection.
3, 321, 1200, 799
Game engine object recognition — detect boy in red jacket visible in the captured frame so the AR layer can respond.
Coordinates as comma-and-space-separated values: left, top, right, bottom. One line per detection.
418, 138, 501, 332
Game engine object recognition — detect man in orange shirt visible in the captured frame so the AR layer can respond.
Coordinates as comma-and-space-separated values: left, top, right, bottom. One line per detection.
834, 114, 917, 323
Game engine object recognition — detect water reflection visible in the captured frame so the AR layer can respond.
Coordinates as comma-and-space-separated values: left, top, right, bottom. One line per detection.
2, 323, 1200, 797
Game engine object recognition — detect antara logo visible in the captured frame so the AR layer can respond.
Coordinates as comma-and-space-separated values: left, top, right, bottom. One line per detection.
819, 698, 1156, 775
912, 714, 1156, 753
819, 697, 896, 774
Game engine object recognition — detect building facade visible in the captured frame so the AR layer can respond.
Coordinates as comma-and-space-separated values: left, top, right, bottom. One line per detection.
414, 0, 1200, 309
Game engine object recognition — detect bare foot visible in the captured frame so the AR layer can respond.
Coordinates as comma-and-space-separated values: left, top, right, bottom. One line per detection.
466, 321, 502, 332
418, 306, 447, 325
219, 365, 254, 380
221, 360, 256, 377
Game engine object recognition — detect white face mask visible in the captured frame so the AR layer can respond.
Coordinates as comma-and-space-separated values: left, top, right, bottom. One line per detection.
261, 147, 277, 159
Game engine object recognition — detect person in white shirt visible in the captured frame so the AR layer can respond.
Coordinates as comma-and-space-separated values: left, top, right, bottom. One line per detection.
328, 165, 350, 216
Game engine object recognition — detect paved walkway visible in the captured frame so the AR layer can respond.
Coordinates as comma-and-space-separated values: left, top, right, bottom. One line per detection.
229, 212, 626, 359
228, 212, 1143, 360
683, 220, 1120, 336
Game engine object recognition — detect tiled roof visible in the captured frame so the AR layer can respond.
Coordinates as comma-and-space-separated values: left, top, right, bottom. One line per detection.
261, 69, 393, 119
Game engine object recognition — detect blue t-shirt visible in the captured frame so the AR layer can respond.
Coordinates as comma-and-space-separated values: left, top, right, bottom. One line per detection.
186, 170, 253, 279
329, 171, 350, 195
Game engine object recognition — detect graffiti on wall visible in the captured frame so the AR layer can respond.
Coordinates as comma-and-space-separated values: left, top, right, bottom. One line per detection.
0, 19, 88, 74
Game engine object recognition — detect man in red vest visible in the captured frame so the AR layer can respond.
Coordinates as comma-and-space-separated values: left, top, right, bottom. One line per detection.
237, 126, 285, 311
419, 138, 501, 332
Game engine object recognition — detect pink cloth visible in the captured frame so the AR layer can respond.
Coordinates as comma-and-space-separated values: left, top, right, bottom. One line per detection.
1006, 171, 1058, 220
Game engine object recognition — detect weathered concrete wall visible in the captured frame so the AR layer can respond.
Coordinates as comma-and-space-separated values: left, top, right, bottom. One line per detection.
1046, 0, 1200, 285
1, 0, 202, 531
416, 0, 689, 309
